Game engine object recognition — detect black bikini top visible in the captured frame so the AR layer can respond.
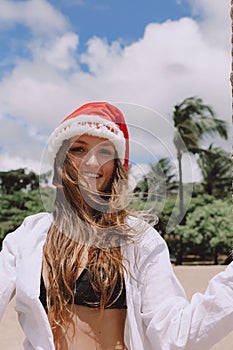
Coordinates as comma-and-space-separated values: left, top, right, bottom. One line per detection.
39, 267, 127, 309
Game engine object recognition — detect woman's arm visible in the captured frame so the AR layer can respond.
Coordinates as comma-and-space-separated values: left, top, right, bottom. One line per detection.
139, 228, 233, 350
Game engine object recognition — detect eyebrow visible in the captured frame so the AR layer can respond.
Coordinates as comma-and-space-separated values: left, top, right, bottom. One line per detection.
71, 140, 87, 145
99, 142, 114, 148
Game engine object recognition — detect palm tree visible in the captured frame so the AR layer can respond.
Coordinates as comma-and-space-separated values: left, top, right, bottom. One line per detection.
134, 157, 177, 201
197, 144, 231, 198
147, 158, 177, 201
172, 96, 228, 222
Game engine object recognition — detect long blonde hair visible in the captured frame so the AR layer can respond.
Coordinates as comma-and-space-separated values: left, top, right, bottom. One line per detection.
43, 140, 136, 345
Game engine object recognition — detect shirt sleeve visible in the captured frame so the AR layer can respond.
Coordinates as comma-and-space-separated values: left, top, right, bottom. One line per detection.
0, 223, 24, 321
139, 228, 233, 350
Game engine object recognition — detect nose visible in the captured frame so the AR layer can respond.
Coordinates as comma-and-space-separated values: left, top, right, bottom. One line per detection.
85, 153, 99, 166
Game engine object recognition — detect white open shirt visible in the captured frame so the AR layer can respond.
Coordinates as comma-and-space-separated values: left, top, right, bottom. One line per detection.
0, 212, 233, 350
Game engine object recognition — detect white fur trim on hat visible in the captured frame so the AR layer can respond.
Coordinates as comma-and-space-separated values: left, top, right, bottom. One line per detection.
47, 115, 126, 165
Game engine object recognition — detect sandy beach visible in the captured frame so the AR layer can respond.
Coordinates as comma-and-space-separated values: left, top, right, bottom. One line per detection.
0, 265, 233, 349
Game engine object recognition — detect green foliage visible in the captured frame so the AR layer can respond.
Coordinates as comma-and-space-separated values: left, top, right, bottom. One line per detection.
197, 145, 231, 198
39, 187, 56, 213
171, 96, 229, 263
184, 194, 217, 212
173, 97, 228, 153
175, 197, 232, 262
154, 195, 179, 236
0, 168, 54, 246
0, 168, 39, 194
0, 189, 46, 243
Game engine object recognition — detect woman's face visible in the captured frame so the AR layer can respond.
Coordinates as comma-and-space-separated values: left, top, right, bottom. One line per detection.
69, 134, 116, 192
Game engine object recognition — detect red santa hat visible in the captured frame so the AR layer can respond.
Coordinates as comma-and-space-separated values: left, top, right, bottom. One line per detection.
48, 101, 129, 170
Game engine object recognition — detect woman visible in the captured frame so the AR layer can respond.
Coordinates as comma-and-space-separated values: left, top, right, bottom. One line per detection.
0, 101, 233, 350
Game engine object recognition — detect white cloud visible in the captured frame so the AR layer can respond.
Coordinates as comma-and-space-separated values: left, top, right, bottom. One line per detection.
0, 153, 41, 172
80, 37, 123, 75
29, 32, 79, 70
78, 16, 231, 124
188, 0, 231, 50
0, 0, 231, 179
0, 116, 43, 156
0, 0, 68, 35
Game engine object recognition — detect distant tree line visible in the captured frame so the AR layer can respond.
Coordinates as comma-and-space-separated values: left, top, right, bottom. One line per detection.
0, 168, 52, 247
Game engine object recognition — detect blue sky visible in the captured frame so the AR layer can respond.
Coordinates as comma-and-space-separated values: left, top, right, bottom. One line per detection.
0, 0, 193, 75
48, 0, 192, 51
0, 0, 231, 183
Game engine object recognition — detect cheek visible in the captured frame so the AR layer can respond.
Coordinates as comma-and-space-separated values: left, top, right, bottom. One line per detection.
103, 160, 115, 177
73, 157, 83, 169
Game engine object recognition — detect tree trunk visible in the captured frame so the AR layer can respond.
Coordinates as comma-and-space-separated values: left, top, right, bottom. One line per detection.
177, 149, 184, 223
206, 182, 213, 195
176, 149, 184, 265
214, 247, 219, 265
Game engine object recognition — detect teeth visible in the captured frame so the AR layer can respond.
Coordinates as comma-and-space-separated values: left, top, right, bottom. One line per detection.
82, 172, 100, 178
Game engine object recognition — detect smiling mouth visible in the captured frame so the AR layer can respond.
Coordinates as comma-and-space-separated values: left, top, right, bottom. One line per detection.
82, 172, 101, 179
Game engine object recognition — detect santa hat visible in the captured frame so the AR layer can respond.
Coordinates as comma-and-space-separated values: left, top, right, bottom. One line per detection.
48, 102, 129, 170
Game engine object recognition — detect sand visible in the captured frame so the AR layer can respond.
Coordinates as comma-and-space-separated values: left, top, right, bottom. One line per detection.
0, 265, 233, 349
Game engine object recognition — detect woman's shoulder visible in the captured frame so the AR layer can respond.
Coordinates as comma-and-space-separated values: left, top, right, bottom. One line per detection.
3, 212, 53, 246
22, 212, 53, 228
126, 215, 166, 249
124, 215, 170, 268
